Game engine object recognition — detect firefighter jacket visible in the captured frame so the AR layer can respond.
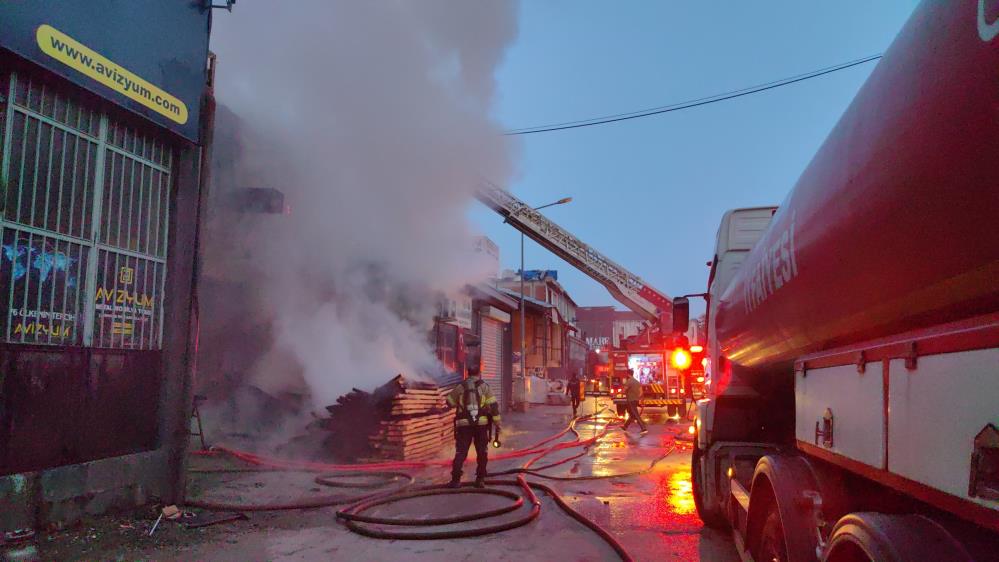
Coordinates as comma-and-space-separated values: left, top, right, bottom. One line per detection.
447, 377, 500, 427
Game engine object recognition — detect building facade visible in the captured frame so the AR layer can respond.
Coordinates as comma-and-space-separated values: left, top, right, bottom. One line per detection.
497, 270, 581, 380
576, 306, 645, 350
0, 3, 214, 531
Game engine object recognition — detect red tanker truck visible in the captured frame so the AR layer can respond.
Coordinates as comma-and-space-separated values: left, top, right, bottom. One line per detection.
687, 2, 999, 560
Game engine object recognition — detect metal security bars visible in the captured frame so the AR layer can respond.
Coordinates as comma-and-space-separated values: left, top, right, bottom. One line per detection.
0, 72, 171, 349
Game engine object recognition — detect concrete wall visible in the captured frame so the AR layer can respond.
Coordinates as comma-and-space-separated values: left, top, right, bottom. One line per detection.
0, 450, 169, 531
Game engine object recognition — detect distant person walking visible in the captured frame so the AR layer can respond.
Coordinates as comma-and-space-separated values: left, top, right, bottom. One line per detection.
566, 371, 584, 417
621, 369, 648, 434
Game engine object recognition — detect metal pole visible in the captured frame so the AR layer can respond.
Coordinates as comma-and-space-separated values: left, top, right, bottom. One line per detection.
520, 231, 526, 404
512, 197, 570, 411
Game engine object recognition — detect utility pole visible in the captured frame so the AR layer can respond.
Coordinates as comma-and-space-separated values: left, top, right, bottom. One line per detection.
520, 230, 526, 405
515, 197, 571, 411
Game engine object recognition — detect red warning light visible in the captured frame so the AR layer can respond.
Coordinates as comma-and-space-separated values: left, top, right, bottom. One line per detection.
670, 348, 692, 370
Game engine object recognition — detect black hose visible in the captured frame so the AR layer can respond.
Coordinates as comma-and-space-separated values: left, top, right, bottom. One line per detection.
336, 477, 542, 540
313, 471, 411, 489
336, 475, 633, 561
338, 486, 524, 526
506, 478, 634, 562
188, 408, 639, 560
184, 468, 414, 511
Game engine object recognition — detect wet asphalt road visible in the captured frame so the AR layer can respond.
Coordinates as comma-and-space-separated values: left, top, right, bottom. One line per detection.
495, 398, 739, 562
95, 399, 739, 561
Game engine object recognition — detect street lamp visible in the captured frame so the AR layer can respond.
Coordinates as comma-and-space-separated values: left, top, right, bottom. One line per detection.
517, 197, 572, 410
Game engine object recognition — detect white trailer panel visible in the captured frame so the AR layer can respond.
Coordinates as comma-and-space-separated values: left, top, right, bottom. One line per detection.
888, 348, 999, 510
796, 363, 885, 469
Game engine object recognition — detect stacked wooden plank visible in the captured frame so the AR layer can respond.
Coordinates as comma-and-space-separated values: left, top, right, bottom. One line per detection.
368, 386, 456, 461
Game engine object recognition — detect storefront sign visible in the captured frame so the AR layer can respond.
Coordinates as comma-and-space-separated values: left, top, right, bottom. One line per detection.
93, 260, 161, 348
0, 1, 210, 142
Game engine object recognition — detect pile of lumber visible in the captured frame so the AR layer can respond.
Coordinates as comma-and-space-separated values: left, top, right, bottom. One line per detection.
368, 386, 454, 461
319, 375, 455, 461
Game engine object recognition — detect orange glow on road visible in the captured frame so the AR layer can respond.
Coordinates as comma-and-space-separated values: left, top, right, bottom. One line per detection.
668, 469, 696, 515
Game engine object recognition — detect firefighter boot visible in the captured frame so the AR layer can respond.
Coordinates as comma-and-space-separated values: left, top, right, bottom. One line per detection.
447, 475, 461, 489
474, 477, 486, 488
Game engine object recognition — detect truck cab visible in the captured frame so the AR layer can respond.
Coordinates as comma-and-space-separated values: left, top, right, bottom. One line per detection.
703, 207, 777, 396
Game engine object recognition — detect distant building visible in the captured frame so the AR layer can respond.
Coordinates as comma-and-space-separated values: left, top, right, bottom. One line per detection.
471, 236, 500, 278
496, 270, 581, 380
576, 306, 645, 350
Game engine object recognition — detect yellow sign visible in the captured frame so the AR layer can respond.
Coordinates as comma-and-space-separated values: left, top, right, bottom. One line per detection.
95, 287, 154, 309
36, 24, 188, 124
14, 322, 72, 338
119, 266, 134, 285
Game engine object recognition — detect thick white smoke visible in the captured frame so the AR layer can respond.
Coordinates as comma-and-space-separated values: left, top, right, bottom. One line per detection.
204, 1, 520, 411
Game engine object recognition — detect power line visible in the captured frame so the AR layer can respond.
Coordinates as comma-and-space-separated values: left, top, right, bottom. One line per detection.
504, 54, 883, 136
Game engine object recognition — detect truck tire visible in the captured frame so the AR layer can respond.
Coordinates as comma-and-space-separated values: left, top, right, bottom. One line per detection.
757, 504, 789, 562
667, 405, 679, 418
691, 444, 728, 529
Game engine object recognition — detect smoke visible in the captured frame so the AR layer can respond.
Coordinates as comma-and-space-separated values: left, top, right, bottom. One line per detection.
202, 1, 520, 411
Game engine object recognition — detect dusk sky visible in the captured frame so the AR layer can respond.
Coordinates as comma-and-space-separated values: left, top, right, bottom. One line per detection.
470, 1, 920, 315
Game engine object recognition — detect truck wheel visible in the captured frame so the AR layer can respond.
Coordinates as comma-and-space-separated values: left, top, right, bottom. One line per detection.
757, 504, 788, 562
667, 405, 679, 418
691, 444, 728, 529
616, 404, 626, 417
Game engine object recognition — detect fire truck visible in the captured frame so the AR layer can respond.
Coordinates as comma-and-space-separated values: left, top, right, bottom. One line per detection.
686, 2, 999, 559
587, 363, 611, 396
607, 331, 689, 418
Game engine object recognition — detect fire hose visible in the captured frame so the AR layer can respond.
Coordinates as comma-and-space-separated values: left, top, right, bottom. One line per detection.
333, 411, 664, 560
184, 412, 606, 511
187, 409, 671, 561
184, 469, 414, 511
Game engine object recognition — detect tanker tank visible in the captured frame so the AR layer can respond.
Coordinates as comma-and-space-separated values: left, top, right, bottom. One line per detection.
716, 1, 999, 371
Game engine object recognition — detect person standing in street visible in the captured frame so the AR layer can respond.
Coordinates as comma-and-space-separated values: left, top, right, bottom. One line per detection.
621, 369, 648, 434
565, 371, 584, 418
446, 365, 500, 488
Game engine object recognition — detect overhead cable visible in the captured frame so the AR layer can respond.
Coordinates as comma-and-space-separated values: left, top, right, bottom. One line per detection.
504, 54, 883, 135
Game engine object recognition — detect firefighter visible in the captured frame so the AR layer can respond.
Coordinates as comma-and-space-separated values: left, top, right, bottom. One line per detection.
621, 368, 648, 434
446, 364, 500, 488
565, 371, 584, 418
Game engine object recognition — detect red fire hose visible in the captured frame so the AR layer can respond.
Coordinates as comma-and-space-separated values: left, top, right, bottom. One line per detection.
188, 410, 661, 561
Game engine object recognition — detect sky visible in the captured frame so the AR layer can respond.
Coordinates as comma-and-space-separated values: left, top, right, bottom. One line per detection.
469, 1, 920, 315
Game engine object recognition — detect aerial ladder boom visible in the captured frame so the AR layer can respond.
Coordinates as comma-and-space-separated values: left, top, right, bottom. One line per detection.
476, 181, 671, 325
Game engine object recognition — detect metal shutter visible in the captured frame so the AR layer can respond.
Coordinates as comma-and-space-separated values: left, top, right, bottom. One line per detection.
481, 317, 504, 409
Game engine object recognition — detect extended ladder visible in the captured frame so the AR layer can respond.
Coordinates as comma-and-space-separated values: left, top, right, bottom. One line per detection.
476, 180, 671, 324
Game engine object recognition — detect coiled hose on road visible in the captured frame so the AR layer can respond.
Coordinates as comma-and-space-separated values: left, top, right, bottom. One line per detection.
187, 409, 676, 561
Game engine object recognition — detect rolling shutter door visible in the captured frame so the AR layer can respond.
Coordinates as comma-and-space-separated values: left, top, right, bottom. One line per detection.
481, 317, 504, 409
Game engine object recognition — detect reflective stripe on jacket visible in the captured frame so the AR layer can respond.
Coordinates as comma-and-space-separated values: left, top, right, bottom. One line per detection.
447, 378, 501, 426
